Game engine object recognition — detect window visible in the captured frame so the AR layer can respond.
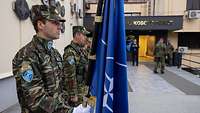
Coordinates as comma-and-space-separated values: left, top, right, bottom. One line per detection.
124, 12, 141, 16
87, 0, 98, 3
178, 32, 200, 49
126, 0, 147, 2
187, 0, 200, 10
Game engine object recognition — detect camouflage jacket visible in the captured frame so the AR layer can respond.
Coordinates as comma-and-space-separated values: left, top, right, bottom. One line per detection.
154, 42, 167, 58
166, 43, 174, 55
12, 35, 73, 113
63, 42, 88, 106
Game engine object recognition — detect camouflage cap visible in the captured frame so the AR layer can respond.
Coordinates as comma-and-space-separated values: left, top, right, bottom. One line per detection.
30, 5, 65, 23
73, 26, 90, 35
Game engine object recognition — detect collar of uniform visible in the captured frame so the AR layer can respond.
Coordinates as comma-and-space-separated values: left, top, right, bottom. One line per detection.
71, 41, 82, 52
71, 41, 82, 48
33, 35, 53, 52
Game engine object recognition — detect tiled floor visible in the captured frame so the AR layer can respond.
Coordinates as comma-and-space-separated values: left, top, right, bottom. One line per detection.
128, 64, 185, 95
128, 62, 200, 113
2, 62, 200, 113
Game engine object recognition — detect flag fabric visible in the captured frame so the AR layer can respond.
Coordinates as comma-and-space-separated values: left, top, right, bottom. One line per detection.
90, 0, 129, 113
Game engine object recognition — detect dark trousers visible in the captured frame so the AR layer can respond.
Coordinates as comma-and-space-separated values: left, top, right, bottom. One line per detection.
166, 54, 173, 66
177, 53, 182, 68
132, 54, 138, 66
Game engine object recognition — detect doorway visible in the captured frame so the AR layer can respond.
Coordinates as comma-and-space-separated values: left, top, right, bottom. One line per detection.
139, 35, 155, 62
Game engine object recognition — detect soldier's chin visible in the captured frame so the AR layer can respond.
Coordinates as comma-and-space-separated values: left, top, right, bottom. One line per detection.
55, 36, 60, 39
51, 36, 59, 40
55, 34, 60, 39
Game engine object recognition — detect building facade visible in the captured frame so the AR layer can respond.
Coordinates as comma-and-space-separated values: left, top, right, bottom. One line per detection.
84, 0, 200, 60
154, 0, 200, 69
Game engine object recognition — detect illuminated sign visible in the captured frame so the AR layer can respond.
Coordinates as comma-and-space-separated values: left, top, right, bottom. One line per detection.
128, 20, 174, 26
83, 16, 183, 31
125, 16, 183, 30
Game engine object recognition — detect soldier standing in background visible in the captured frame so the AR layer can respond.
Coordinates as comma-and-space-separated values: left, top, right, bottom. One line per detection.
82, 38, 92, 76
63, 26, 90, 107
154, 38, 167, 74
12, 5, 74, 113
130, 39, 139, 66
166, 40, 174, 66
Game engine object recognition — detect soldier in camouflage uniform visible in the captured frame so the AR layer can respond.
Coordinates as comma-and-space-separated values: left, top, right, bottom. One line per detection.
154, 38, 167, 74
63, 26, 90, 107
83, 38, 92, 58
12, 5, 73, 113
166, 40, 174, 66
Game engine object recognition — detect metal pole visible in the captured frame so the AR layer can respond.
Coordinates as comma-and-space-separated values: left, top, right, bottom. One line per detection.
86, 0, 104, 95
153, 0, 156, 16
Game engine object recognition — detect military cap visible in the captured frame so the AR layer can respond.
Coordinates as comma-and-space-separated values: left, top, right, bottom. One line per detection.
30, 5, 65, 23
73, 26, 90, 35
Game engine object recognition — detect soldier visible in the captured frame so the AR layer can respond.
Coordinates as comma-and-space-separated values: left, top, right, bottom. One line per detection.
63, 26, 90, 107
130, 38, 139, 66
83, 38, 92, 57
154, 38, 167, 74
12, 5, 73, 113
166, 40, 174, 66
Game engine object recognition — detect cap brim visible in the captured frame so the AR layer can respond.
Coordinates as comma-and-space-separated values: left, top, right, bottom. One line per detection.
84, 30, 90, 35
59, 18, 66, 22
48, 15, 66, 22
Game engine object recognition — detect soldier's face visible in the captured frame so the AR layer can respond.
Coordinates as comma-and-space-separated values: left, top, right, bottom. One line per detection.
41, 20, 61, 40
76, 33, 86, 46
160, 39, 164, 43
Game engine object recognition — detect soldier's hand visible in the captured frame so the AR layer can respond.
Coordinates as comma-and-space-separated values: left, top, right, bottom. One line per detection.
87, 96, 96, 107
72, 104, 91, 113
70, 96, 78, 102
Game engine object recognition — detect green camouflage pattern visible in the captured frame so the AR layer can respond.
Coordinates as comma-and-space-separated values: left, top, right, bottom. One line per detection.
73, 26, 90, 35
12, 35, 72, 113
166, 42, 174, 58
63, 42, 89, 107
154, 42, 167, 72
30, 5, 65, 23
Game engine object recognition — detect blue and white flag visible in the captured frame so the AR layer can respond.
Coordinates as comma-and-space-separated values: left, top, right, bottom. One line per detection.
91, 0, 129, 113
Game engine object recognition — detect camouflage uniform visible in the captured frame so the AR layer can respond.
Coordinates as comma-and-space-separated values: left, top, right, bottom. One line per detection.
154, 41, 166, 73
166, 41, 174, 66
12, 5, 72, 113
63, 26, 89, 107
13, 36, 72, 113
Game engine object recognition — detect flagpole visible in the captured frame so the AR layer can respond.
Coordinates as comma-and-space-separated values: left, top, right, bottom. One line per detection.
86, 0, 104, 94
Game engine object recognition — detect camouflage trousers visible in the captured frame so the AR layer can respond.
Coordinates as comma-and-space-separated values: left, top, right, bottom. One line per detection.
77, 85, 89, 105
154, 57, 165, 72
21, 107, 73, 113
69, 85, 89, 107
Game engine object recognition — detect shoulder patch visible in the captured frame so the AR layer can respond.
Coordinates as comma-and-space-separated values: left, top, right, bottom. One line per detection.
20, 62, 33, 82
22, 69, 33, 82
67, 56, 75, 65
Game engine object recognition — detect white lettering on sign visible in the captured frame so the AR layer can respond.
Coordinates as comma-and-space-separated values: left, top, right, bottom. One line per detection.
133, 21, 147, 26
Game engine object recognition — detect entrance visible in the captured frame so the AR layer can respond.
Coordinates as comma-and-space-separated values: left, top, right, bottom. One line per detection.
139, 35, 155, 62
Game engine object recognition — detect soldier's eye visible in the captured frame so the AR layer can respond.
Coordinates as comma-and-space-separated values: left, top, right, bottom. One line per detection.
48, 20, 60, 25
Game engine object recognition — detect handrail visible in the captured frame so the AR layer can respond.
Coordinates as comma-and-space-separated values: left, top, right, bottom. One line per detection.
182, 58, 200, 65
181, 54, 200, 75
182, 64, 195, 69
184, 53, 200, 58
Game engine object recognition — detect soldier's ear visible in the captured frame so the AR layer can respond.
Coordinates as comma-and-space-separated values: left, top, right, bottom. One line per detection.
37, 20, 45, 30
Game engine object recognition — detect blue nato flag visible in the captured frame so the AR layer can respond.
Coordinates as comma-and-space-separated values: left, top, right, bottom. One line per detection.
90, 0, 129, 113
